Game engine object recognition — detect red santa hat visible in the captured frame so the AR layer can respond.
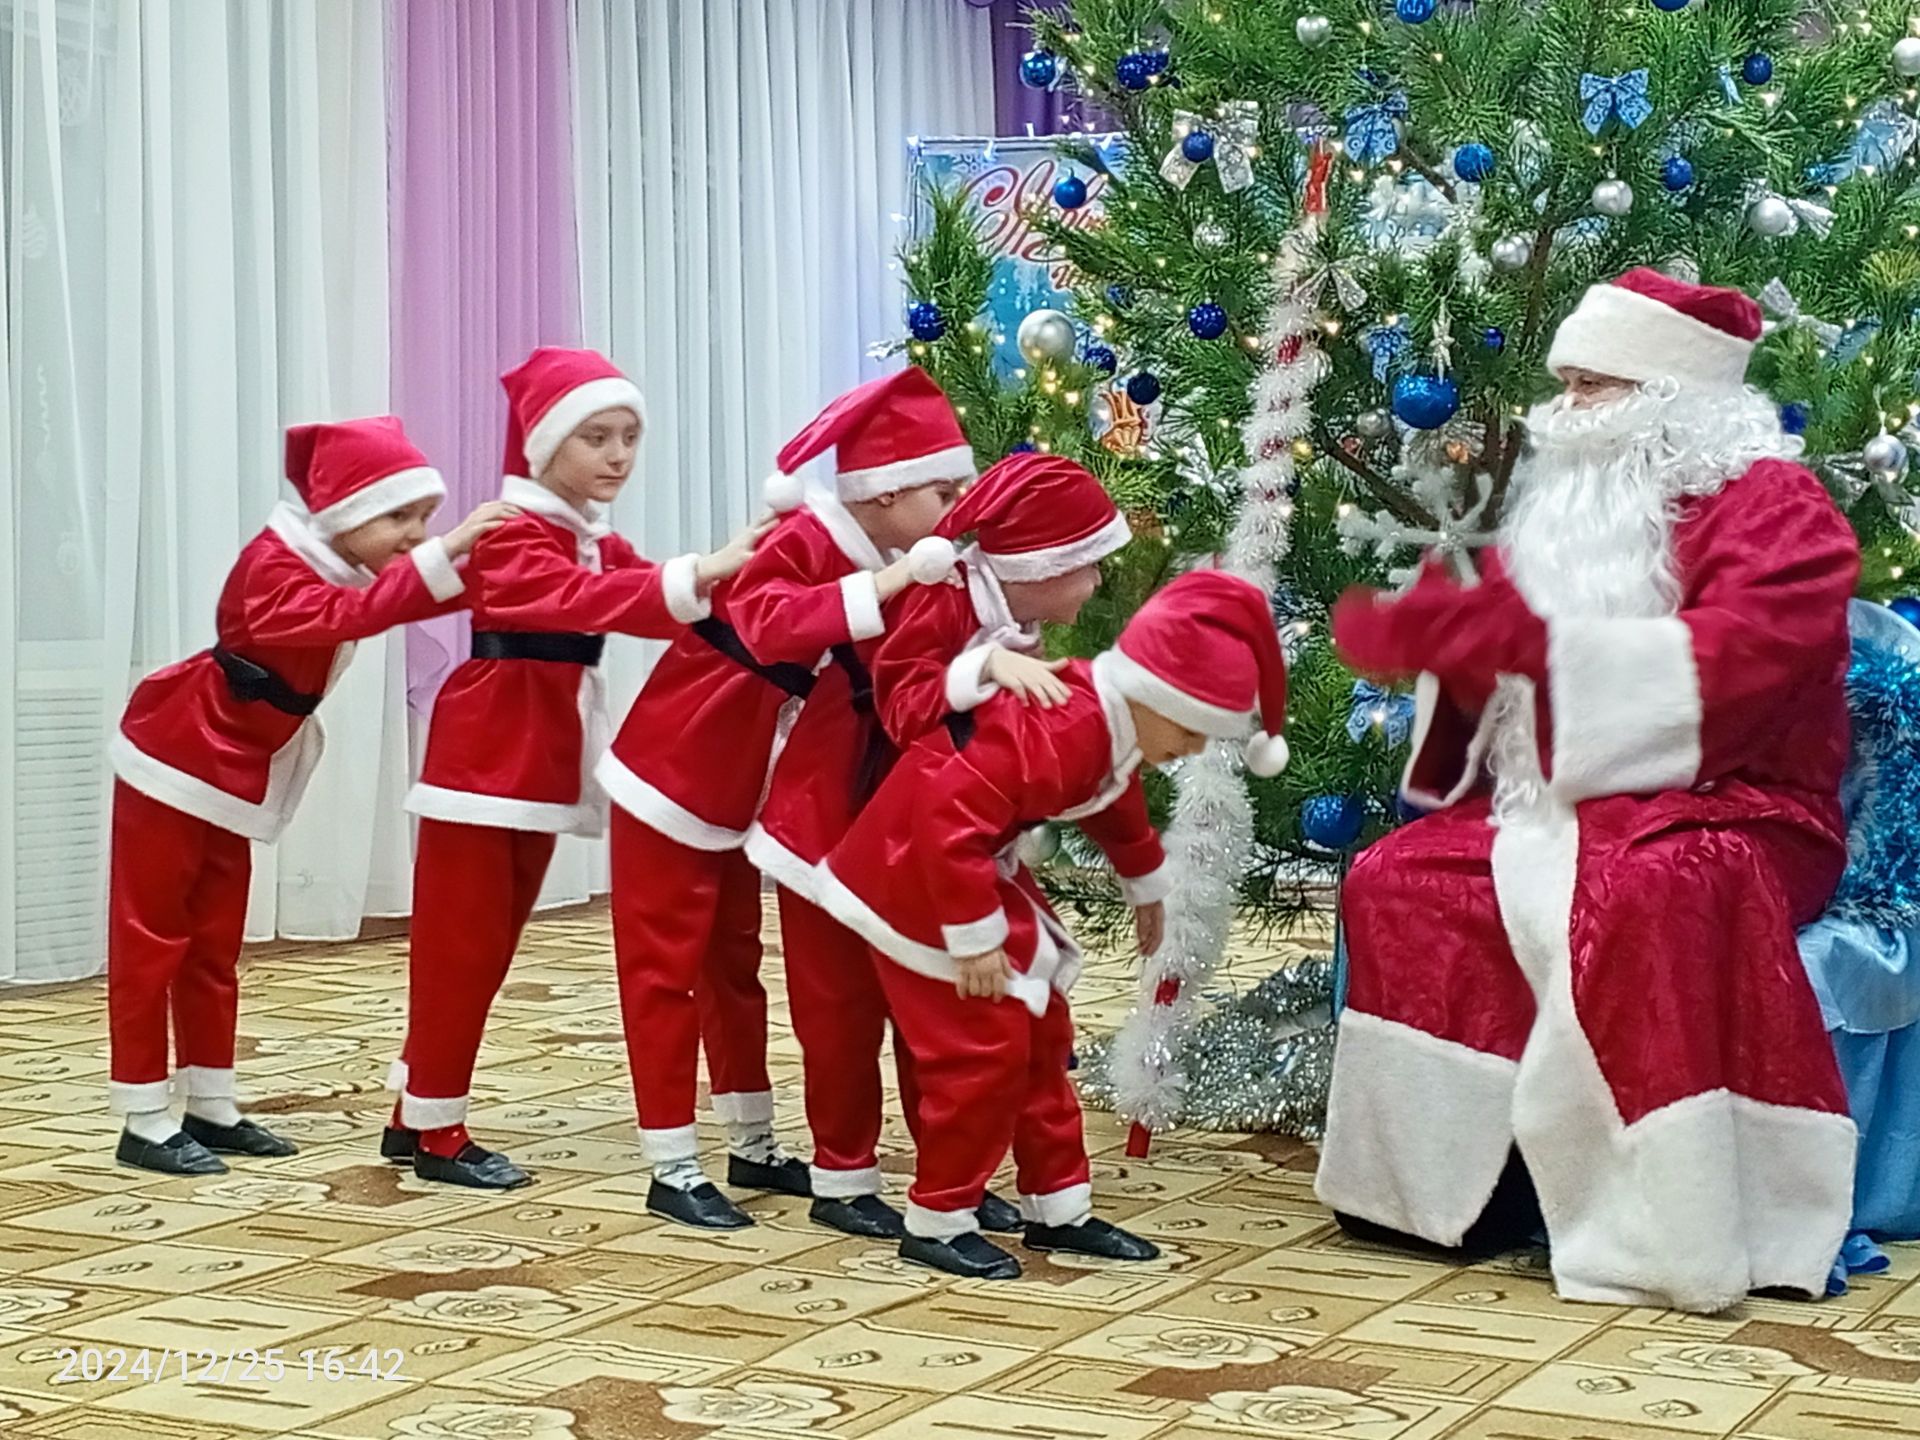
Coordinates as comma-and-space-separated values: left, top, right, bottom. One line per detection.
935, 451, 1131, 583
285, 415, 446, 539
765, 367, 974, 513
1107, 569, 1290, 776
1546, 267, 1762, 392
501, 346, 646, 480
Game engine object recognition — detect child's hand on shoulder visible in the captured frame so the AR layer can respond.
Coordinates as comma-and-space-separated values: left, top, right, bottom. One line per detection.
445, 501, 520, 558
695, 513, 778, 589
983, 647, 1072, 707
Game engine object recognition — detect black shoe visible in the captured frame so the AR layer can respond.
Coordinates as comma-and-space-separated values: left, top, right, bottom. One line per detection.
1337, 1147, 1543, 1263
810, 1194, 907, 1238
975, 1191, 1024, 1233
647, 1179, 754, 1230
180, 1113, 298, 1157
412, 1142, 531, 1190
1023, 1216, 1159, 1261
380, 1125, 417, 1162
727, 1153, 812, 1197
900, 1231, 1022, 1280
116, 1129, 228, 1176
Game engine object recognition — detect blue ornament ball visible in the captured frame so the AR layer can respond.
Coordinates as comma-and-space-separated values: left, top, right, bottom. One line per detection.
1396, 0, 1437, 22
1182, 129, 1216, 163
1454, 142, 1496, 183
1116, 51, 1154, 91
1019, 50, 1059, 90
1302, 794, 1368, 850
1126, 372, 1162, 405
1083, 343, 1118, 375
1652, 0, 1689, 10
1142, 48, 1171, 76
1780, 402, 1810, 436
1743, 52, 1774, 85
1053, 175, 1089, 210
1391, 373, 1460, 430
1106, 282, 1134, 310
906, 301, 945, 342
1187, 302, 1229, 340
1890, 597, 1920, 630
1661, 155, 1695, 191
1009, 441, 1039, 455
1483, 327, 1506, 352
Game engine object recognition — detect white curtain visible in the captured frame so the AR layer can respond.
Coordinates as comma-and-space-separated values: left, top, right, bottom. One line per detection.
1, 0, 396, 983
571, 2, 995, 899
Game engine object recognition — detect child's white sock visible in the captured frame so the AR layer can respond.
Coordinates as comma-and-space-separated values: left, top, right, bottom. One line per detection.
726, 1121, 787, 1165
124, 1109, 181, 1144
652, 1156, 709, 1192
185, 1096, 243, 1128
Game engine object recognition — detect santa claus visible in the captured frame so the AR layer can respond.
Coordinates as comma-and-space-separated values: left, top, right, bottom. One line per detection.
1317, 267, 1862, 1312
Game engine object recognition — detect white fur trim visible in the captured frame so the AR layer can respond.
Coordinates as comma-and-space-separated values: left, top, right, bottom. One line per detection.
661, 552, 709, 624
596, 753, 746, 851
499, 475, 609, 542
175, 1066, 235, 1100
109, 1078, 176, 1114
982, 510, 1132, 584
836, 442, 976, 503
405, 781, 601, 838
1314, 1009, 1521, 1245
840, 571, 885, 642
907, 535, 957, 584
1018, 1181, 1093, 1228
311, 466, 447, 538
266, 502, 371, 586
1547, 617, 1701, 802
945, 645, 1000, 711
942, 910, 1009, 957
385, 1058, 408, 1092
110, 725, 321, 844
1103, 645, 1248, 739
408, 537, 464, 603
1244, 732, 1290, 778
640, 1123, 699, 1164
1547, 283, 1755, 392
805, 490, 887, 571
400, 1090, 470, 1129
905, 1199, 981, 1240
1400, 671, 1499, 811
524, 377, 645, 480
710, 1090, 774, 1125
765, 469, 806, 513
744, 824, 823, 904
811, 1164, 884, 1199
1117, 862, 1173, 908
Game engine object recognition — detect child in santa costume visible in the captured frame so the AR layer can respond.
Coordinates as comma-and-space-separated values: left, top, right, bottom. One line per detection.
391, 347, 765, 1190
746, 448, 1138, 1240
818, 568, 1291, 1278
596, 367, 968, 1230
107, 416, 508, 1175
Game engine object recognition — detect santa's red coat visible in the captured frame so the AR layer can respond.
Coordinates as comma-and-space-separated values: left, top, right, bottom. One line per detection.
112, 503, 466, 842
1316, 459, 1862, 1311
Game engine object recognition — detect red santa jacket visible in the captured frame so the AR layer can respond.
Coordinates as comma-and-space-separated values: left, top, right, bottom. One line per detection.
599, 496, 893, 852
111, 503, 466, 843
869, 548, 1037, 748
408, 478, 706, 837
818, 653, 1171, 1018
1403, 459, 1856, 835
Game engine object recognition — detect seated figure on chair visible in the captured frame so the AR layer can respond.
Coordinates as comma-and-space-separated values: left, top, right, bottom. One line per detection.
1317, 267, 1862, 1313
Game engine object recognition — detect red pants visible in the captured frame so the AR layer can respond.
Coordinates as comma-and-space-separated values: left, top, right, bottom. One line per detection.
610, 811, 772, 1163
778, 887, 921, 1196
107, 782, 252, 1112
874, 956, 1090, 1238
398, 818, 557, 1128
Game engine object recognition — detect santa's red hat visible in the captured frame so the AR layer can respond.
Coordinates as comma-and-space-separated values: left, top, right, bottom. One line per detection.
501, 347, 645, 480
1107, 569, 1290, 776
285, 415, 445, 538
765, 367, 974, 512
935, 452, 1130, 582
1547, 267, 1761, 392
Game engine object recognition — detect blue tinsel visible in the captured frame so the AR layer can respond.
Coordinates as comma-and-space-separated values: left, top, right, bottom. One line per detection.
1831, 638, 1920, 929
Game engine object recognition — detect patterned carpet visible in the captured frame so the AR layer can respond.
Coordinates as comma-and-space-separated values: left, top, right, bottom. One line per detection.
1, 899, 1918, 1440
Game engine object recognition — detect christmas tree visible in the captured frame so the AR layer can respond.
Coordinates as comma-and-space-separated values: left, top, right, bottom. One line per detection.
898, 0, 1920, 1140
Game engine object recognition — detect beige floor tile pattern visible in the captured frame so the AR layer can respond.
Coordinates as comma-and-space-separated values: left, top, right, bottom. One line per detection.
0, 897, 1916, 1439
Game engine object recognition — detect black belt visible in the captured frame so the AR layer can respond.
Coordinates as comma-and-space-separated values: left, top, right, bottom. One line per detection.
692, 618, 816, 699
944, 711, 977, 751
832, 645, 896, 803
472, 631, 606, 666
213, 646, 322, 717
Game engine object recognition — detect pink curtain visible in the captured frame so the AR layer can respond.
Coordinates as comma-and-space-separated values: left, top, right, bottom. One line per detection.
389, 0, 582, 712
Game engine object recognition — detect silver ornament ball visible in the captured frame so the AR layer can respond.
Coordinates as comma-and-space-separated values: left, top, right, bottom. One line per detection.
1865, 432, 1910, 477
1016, 308, 1077, 365
1748, 195, 1795, 238
1355, 408, 1392, 439
1194, 219, 1230, 250
1895, 37, 1920, 78
1296, 14, 1333, 48
1592, 178, 1634, 217
1490, 234, 1533, 272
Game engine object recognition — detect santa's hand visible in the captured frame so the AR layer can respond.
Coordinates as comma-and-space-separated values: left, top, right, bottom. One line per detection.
695, 515, 778, 589
955, 947, 1012, 1001
1133, 900, 1166, 958
984, 647, 1073, 707
1334, 553, 1545, 689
